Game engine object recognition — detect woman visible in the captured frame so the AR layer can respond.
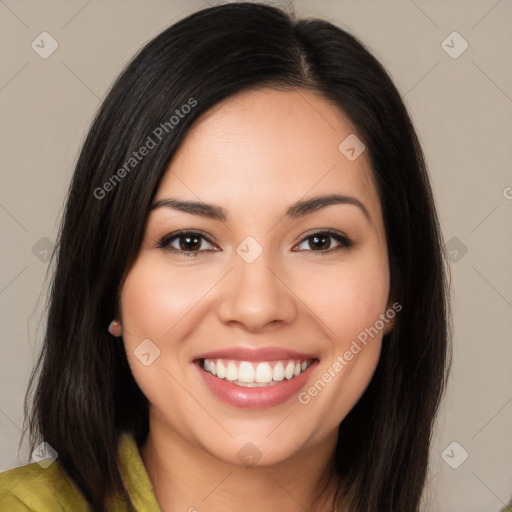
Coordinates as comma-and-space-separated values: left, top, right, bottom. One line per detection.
0, 2, 451, 511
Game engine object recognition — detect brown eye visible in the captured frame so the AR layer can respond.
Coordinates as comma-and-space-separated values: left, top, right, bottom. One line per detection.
176, 233, 202, 251
158, 231, 217, 256
295, 230, 354, 253
306, 233, 332, 251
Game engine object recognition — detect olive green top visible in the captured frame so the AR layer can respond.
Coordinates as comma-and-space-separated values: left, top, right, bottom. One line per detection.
0, 433, 161, 511
500, 499, 512, 512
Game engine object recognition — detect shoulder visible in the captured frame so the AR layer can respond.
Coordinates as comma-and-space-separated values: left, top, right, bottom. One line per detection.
0, 459, 89, 511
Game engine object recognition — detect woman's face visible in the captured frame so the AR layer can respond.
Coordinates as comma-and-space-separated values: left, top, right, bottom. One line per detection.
119, 87, 393, 466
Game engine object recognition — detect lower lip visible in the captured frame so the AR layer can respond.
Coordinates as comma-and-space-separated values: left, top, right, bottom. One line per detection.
194, 360, 318, 409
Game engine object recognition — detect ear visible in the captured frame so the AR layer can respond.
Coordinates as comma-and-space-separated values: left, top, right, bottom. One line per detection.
383, 297, 399, 335
108, 319, 123, 337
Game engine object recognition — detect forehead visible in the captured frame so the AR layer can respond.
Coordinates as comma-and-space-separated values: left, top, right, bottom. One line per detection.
155, 87, 382, 226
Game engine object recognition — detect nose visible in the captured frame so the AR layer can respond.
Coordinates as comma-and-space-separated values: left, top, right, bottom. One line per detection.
216, 248, 297, 332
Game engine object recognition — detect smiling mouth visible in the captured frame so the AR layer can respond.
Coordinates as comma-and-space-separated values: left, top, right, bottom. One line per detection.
195, 358, 317, 387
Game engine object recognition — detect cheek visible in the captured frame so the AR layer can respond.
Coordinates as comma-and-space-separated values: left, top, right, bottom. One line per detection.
119, 255, 212, 343
301, 248, 389, 419
300, 246, 390, 348
118, 257, 201, 407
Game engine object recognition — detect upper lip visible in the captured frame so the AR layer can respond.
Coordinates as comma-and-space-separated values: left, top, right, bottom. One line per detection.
194, 346, 317, 362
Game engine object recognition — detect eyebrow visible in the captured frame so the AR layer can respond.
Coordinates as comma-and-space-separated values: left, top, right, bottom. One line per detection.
150, 193, 371, 224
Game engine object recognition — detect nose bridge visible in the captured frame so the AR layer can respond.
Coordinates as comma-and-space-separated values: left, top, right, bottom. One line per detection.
216, 238, 297, 330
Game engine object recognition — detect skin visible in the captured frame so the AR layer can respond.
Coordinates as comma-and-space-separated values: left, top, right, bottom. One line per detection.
116, 87, 394, 512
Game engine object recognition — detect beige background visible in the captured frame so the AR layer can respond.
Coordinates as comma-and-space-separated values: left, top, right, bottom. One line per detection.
1, 1, 511, 510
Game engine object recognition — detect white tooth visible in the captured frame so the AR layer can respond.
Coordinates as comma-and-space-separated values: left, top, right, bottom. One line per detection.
238, 362, 255, 382
273, 362, 285, 381
216, 359, 226, 379
293, 362, 301, 377
255, 362, 273, 383
284, 361, 295, 379
210, 361, 217, 376
235, 380, 258, 387
226, 362, 238, 381
204, 359, 210, 372
301, 361, 308, 371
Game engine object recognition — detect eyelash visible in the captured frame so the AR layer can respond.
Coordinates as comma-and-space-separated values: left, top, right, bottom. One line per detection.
157, 229, 355, 258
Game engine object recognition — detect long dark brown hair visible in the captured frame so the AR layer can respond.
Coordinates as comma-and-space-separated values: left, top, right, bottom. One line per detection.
23, 2, 451, 510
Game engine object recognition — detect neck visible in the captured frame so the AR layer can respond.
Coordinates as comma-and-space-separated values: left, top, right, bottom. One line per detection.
140, 413, 341, 512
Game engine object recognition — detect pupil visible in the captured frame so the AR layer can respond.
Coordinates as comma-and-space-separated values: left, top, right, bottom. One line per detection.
311, 234, 329, 250
180, 235, 200, 251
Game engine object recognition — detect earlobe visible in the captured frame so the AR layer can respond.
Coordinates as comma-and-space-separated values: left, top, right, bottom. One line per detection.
383, 298, 398, 335
108, 319, 123, 337
384, 318, 395, 335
